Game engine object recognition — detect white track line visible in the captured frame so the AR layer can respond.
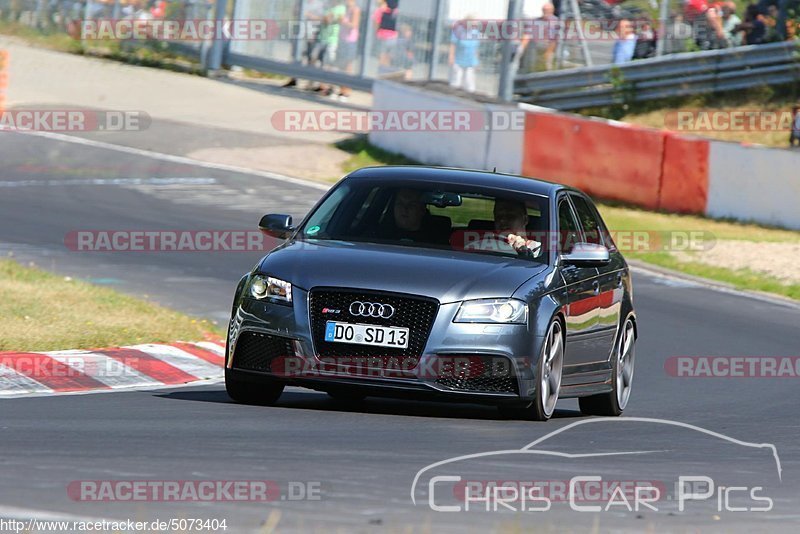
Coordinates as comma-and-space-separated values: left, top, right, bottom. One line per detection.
1, 128, 330, 191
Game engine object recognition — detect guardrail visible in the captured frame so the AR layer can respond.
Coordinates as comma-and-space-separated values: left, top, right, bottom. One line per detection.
514, 41, 800, 110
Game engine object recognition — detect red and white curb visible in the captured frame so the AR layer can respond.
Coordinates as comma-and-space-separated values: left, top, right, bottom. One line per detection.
0, 341, 225, 397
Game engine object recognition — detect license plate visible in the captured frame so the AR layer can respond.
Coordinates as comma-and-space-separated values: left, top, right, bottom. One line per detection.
324, 321, 409, 349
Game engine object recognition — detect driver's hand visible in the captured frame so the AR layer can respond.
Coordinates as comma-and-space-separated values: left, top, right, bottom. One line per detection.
507, 234, 542, 256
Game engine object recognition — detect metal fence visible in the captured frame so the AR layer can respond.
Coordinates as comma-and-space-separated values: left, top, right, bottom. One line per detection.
2, 0, 798, 105
0, 0, 213, 57
515, 40, 800, 110
226, 0, 513, 95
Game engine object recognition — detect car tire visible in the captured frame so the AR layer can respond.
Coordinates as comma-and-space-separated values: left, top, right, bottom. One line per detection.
531, 318, 564, 421
497, 318, 564, 422
579, 316, 635, 417
327, 390, 367, 403
225, 369, 284, 406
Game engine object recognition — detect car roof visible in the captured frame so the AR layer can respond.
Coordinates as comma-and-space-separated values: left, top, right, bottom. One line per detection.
346, 166, 570, 197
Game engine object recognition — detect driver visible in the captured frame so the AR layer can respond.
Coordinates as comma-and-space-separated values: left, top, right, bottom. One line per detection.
466, 199, 542, 256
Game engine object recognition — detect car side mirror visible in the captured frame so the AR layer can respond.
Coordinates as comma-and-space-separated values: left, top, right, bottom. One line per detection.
258, 214, 294, 239
561, 242, 610, 267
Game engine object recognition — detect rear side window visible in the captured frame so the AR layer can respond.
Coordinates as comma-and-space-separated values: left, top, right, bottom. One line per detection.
570, 195, 603, 245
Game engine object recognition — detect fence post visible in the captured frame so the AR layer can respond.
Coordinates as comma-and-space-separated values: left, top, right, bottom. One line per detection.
498, 0, 520, 101
656, 0, 669, 57
205, 0, 228, 71
569, 0, 592, 66
358, 0, 375, 78
427, 0, 445, 80
293, 0, 307, 63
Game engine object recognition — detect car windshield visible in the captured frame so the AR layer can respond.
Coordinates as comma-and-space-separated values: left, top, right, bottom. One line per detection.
297, 181, 550, 263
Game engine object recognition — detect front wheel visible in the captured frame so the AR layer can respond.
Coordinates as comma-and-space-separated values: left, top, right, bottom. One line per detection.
531, 319, 564, 421
225, 369, 284, 406
499, 318, 564, 421
579, 316, 635, 416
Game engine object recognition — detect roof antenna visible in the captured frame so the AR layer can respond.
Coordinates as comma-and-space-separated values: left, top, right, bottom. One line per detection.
492, 167, 497, 173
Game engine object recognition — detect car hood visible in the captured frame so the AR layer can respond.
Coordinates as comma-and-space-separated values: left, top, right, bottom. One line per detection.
259, 240, 548, 304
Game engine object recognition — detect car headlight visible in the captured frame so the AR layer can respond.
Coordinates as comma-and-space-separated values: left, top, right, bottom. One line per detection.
249, 275, 292, 304
454, 298, 527, 324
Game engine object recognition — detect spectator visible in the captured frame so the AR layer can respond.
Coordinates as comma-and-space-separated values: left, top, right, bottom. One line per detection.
337, 0, 361, 101
374, 0, 399, 70
663, 12, 692, 54
395, 23, 415, 79
684, 0, 710, 22
517, 3, 559, 74
283, 0, 326, 89
763, 4, 782, 42
790, 106, 800, 147
449, 15, 480, 92
698, 7, 729, 49
720, 2, 743, 46
733, 4, 767, 44
612, 19, 637, 64
149, 0, 165, 18
314, 1, 346, 96
633, 19, 657, 59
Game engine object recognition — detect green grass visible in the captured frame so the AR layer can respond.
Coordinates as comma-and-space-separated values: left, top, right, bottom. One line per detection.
334, 135, 420, 175
0, 259, 223, 352
624, 251, 800, 300
0, 20, 83, 54
597, 203, 800, 300
597, 203, 800, 244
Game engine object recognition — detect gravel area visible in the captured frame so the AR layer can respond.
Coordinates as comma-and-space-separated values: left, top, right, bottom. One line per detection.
672, 240, 800, 285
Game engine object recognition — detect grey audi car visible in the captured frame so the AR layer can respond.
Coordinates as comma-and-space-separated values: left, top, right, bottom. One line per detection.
225, 166, 637, 421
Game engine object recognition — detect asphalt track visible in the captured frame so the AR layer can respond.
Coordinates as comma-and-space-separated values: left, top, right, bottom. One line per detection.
1, 129, 799, 532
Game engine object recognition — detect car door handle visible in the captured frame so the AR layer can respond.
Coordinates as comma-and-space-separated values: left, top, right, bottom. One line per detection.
616, 272, 624, 287
592, 280, 600, 294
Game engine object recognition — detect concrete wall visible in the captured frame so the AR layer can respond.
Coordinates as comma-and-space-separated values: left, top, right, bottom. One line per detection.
369, 81, 523, 175
369, 80, 800, 230
707, 142, 800, 229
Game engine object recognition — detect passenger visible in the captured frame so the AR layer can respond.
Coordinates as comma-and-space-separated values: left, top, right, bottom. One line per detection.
377, 189, 450, 245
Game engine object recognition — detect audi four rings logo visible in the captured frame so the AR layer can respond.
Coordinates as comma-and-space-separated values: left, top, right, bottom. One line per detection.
349, 301, 395, 319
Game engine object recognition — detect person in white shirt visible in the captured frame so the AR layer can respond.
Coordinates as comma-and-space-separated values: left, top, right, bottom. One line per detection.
465, 199, 542, 257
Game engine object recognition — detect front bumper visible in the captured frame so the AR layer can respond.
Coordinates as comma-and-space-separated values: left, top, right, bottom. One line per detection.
226, 287, 545, 404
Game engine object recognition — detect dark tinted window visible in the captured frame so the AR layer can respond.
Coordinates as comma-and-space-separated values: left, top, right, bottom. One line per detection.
570, 195, 603, 245
558, 199, 580, 253
299, 181, 550, 263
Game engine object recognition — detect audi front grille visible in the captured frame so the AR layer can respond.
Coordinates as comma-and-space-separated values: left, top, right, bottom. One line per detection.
308, 288, 439, 370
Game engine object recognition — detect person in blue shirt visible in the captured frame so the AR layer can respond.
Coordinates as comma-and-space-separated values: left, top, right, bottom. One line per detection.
449, 17, 481, 92
613, 19, 637, 64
